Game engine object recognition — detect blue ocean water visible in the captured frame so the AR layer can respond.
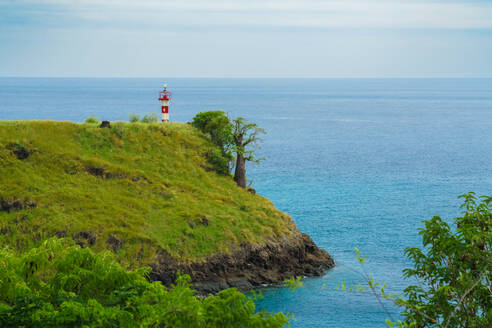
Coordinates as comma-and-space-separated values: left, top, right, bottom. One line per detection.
1, 78, 491, 327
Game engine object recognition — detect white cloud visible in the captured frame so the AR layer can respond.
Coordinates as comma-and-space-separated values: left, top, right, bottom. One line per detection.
6, 0, 492, 29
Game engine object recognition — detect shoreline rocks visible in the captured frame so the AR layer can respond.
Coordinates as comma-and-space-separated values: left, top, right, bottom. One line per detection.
150, 232, 335, 295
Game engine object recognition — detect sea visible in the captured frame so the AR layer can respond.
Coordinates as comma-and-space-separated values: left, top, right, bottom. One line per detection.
1, 78, 491, 327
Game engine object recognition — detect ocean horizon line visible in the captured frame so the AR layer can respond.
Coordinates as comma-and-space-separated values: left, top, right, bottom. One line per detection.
1, 76, 491, 80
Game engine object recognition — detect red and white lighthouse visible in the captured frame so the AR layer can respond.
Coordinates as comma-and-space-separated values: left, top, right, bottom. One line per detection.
158, 84, 172, 122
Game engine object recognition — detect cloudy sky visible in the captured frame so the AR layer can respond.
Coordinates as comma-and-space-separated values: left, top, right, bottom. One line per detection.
1, 0, 491, 77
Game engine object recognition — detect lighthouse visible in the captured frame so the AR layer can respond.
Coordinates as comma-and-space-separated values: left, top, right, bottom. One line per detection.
158, 84, 172, 122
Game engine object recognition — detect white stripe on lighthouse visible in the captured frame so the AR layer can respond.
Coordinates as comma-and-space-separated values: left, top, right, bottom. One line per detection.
161, 100, 169, 122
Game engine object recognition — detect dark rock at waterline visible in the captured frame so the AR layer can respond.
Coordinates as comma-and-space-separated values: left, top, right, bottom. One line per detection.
149, 233, 334, 295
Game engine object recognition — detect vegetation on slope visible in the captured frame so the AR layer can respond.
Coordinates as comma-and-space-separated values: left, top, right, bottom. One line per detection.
0, 121, 296, 267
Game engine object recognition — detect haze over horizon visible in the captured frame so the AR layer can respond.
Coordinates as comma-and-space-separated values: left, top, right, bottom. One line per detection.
1, 0, 492, 78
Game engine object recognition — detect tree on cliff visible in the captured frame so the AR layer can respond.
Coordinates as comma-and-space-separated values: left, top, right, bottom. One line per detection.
191, 111, 234, 175
192, 112, 265, 188
232, 117, 265, 188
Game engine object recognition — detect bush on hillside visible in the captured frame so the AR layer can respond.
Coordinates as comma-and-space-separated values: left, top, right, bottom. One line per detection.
206, 148, 231, 175
129, 113, 159, 123
0, 238, 290, 327
85, 116, 100, 124
141, 113, 158, 123
191, 111, 234, 175
191, 111, 233, 155
129, 114, 141, 123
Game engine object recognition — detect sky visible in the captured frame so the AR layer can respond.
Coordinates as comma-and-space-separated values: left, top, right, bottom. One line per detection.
1, 0, 492, 78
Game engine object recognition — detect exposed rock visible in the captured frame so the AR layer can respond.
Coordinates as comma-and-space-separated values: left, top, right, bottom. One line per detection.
247, 187, 256, 195
150, 249, 179, 286
0, 198, 37, 213
227, 279, 254, 291
74, 231, 97, 248
150, 232, 334, 295
200, 217, 209, 226
87, 166, 105, 177
0, 199, 22, 212
53, 231, 66, 238
99, 120, 111, 128
13, 215, 29, 224
86, 166, 127, 179
106, 234, 123, 252
6, 143, 31, 160
13, 146, 30, 159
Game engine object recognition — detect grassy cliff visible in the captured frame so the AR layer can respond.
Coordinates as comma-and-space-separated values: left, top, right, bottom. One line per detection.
0, 121, 297, 268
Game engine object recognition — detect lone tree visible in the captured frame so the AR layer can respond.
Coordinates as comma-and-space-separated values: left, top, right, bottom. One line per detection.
232, 117, 265, 188
191, 112, 265, 188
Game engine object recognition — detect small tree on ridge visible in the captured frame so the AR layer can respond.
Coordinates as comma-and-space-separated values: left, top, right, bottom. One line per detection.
232, 117, 265, 188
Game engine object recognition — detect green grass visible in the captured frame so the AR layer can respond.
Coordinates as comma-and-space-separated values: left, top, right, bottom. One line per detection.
0, 120, 296, 266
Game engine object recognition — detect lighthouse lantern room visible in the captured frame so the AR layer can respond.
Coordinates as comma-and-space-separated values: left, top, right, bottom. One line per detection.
158, 84, 172, 122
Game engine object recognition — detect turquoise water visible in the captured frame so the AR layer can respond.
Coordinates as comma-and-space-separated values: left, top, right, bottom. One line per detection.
1, 78, 491, 327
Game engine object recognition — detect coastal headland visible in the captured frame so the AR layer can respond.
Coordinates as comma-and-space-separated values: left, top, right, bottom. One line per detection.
0, 120, 334, 293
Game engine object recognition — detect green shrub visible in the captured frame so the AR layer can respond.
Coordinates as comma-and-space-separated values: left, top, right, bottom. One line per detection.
330, 193, 492, 328
129, 114, 140, 123
191, 111, 234, 174
141, 113, 158, 123
85, 116, 100, 124
206, 148, 231, 175
0, 238, 290, 327
398, 193, 492, 327
191, 111, 233, 155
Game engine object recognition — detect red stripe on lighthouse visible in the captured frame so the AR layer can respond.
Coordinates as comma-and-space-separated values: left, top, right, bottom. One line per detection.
161, 106, 169, 114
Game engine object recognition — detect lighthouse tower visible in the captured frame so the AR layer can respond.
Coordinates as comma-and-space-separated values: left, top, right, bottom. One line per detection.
158, 84, 172, 122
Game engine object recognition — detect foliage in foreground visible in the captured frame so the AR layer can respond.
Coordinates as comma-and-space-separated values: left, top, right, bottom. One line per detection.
285, 193, 491, 327
398, 193, 491, 327
0, 238, 290, 327
327, 193, 491, 328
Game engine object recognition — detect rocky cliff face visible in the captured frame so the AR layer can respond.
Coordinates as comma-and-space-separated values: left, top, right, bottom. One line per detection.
150, 232, 335, 294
